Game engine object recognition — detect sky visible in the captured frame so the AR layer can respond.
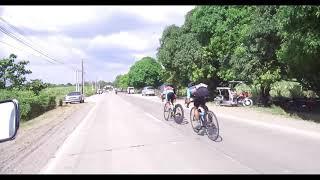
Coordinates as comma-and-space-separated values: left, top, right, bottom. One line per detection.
0, 6, 194, 84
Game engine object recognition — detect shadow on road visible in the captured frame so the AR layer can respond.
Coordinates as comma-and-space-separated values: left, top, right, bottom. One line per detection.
214, 135, 223, 142
179, 118, 189, 125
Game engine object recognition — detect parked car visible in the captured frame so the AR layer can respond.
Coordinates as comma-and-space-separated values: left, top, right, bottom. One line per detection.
64, 91, 84, 104
142, 86, 155, 96
127, 87, 135, 94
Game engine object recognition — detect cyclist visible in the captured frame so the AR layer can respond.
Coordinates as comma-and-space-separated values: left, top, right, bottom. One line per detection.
162, 84, 176, 108
186, 82, 209, 132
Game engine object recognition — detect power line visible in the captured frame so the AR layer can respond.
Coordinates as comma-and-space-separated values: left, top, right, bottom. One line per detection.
0, 17, 60, 60
0, 25, 59, 64
0, 18, 79, 71
0, 17, 72, 64
0, 40, 54, 63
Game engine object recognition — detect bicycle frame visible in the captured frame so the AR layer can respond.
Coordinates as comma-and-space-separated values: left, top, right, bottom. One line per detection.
199, 109, 206, 127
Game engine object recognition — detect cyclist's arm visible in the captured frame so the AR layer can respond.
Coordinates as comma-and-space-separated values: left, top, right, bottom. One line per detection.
186, 88, 191, 99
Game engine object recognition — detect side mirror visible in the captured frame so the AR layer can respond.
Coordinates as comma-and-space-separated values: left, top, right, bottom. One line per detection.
0, 99, 20, 143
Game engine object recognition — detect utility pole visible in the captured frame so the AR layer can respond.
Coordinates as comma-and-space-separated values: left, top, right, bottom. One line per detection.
81, 60, 84, 95
92, 80, 94, 91
95, 77, 98, 91
75, 70, 77, 91
77, 70, 81, 91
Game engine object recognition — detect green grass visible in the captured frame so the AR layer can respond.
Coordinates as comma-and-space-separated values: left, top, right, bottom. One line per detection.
250, 105, 302, 119
251, 105, 320, 123
43, 86, 96, 103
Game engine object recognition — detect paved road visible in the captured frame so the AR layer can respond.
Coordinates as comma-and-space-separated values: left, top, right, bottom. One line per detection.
40, 93, 320, 174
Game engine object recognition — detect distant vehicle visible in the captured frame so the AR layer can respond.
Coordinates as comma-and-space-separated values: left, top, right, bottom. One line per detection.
96, 89, 103, 94
214, 81, 253, 107
64, 92, 84, 104
127, 87, 135, 94
142, 86, 155, 96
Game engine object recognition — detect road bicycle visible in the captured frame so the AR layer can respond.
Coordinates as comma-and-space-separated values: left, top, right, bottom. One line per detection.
188, 99, 219, 141
163, 98, 184, 124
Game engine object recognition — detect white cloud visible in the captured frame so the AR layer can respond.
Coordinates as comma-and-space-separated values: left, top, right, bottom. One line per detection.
0, 6, 194, 83
104, 62, 128, 69
1, 6, 101, 32
0, 6, 195, 32
118, 6, 194, 25
88, 31, 152, 52
132, 51, 156, 61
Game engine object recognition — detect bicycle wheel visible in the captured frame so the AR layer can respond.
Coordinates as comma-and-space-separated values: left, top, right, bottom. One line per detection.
189, 107, 200, 133
173, 104, 184, 124
163, 102, 171, 121
205, 110, 219, 141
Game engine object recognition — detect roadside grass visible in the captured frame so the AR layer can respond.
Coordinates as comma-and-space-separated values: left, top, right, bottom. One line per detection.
43, 86, 96, 105
249, 105, 299, 119
247, 105, 320, 123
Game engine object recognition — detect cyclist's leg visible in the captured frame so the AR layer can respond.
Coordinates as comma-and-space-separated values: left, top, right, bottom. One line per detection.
166, 92, 173, 108
199, 96, 208, 121
193, 97, 203, 131
170, 93, 175, 105
193, 97, 201, 121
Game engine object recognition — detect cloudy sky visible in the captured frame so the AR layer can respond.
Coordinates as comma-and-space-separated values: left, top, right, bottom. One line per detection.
0, 6, 194, 84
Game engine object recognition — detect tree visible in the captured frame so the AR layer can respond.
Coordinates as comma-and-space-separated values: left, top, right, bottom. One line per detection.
119, 74, 129, 89
127, 57, 163, 88
228, 6, 285, 106
276, 6, 320, 96
26, 79, 48, 95
0, 54, 32, 89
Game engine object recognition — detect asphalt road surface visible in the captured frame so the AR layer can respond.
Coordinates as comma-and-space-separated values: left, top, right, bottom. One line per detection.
39, 93, 320, 174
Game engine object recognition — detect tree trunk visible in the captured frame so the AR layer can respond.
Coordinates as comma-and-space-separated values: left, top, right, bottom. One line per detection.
260, 85, 271, 107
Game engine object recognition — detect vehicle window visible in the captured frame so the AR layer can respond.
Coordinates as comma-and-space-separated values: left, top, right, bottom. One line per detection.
68, 92, 80, 96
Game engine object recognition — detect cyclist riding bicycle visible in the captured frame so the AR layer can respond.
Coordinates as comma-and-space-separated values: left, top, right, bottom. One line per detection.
186, 82, 209, 131
162, 84, 176, 108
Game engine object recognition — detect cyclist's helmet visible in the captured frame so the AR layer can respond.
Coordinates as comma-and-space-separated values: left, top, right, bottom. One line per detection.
188, 82, 195, 88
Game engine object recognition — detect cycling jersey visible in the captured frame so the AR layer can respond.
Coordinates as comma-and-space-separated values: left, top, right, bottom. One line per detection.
187, 83, 208, 98
162, 86, 176, 103
187, 83, 209, 108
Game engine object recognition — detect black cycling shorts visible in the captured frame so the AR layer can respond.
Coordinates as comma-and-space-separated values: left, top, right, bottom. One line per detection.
194, 96, 206, 108
193, 87, 209, 109
166, 92, 175, 104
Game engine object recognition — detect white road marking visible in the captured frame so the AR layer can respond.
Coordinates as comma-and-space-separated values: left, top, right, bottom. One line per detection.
39, 104, 97, 174
218, 114, 320, 139
145, 112, 162, 123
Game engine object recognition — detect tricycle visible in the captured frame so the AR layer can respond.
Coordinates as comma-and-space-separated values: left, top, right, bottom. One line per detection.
214, 81, 253, 107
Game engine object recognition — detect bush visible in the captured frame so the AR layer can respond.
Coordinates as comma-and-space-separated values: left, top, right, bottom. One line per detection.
270, 80, 304, 98
0, 86, 96, 121
0, 89, 56, 121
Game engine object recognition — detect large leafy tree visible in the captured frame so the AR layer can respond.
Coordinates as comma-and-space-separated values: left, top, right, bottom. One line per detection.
0, 54, 32, 89
128, 57, 163, 88
113, 74, 129, 89
229, 6, 285, 106
25, 79, 48, 95
276, 6, 320, 96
